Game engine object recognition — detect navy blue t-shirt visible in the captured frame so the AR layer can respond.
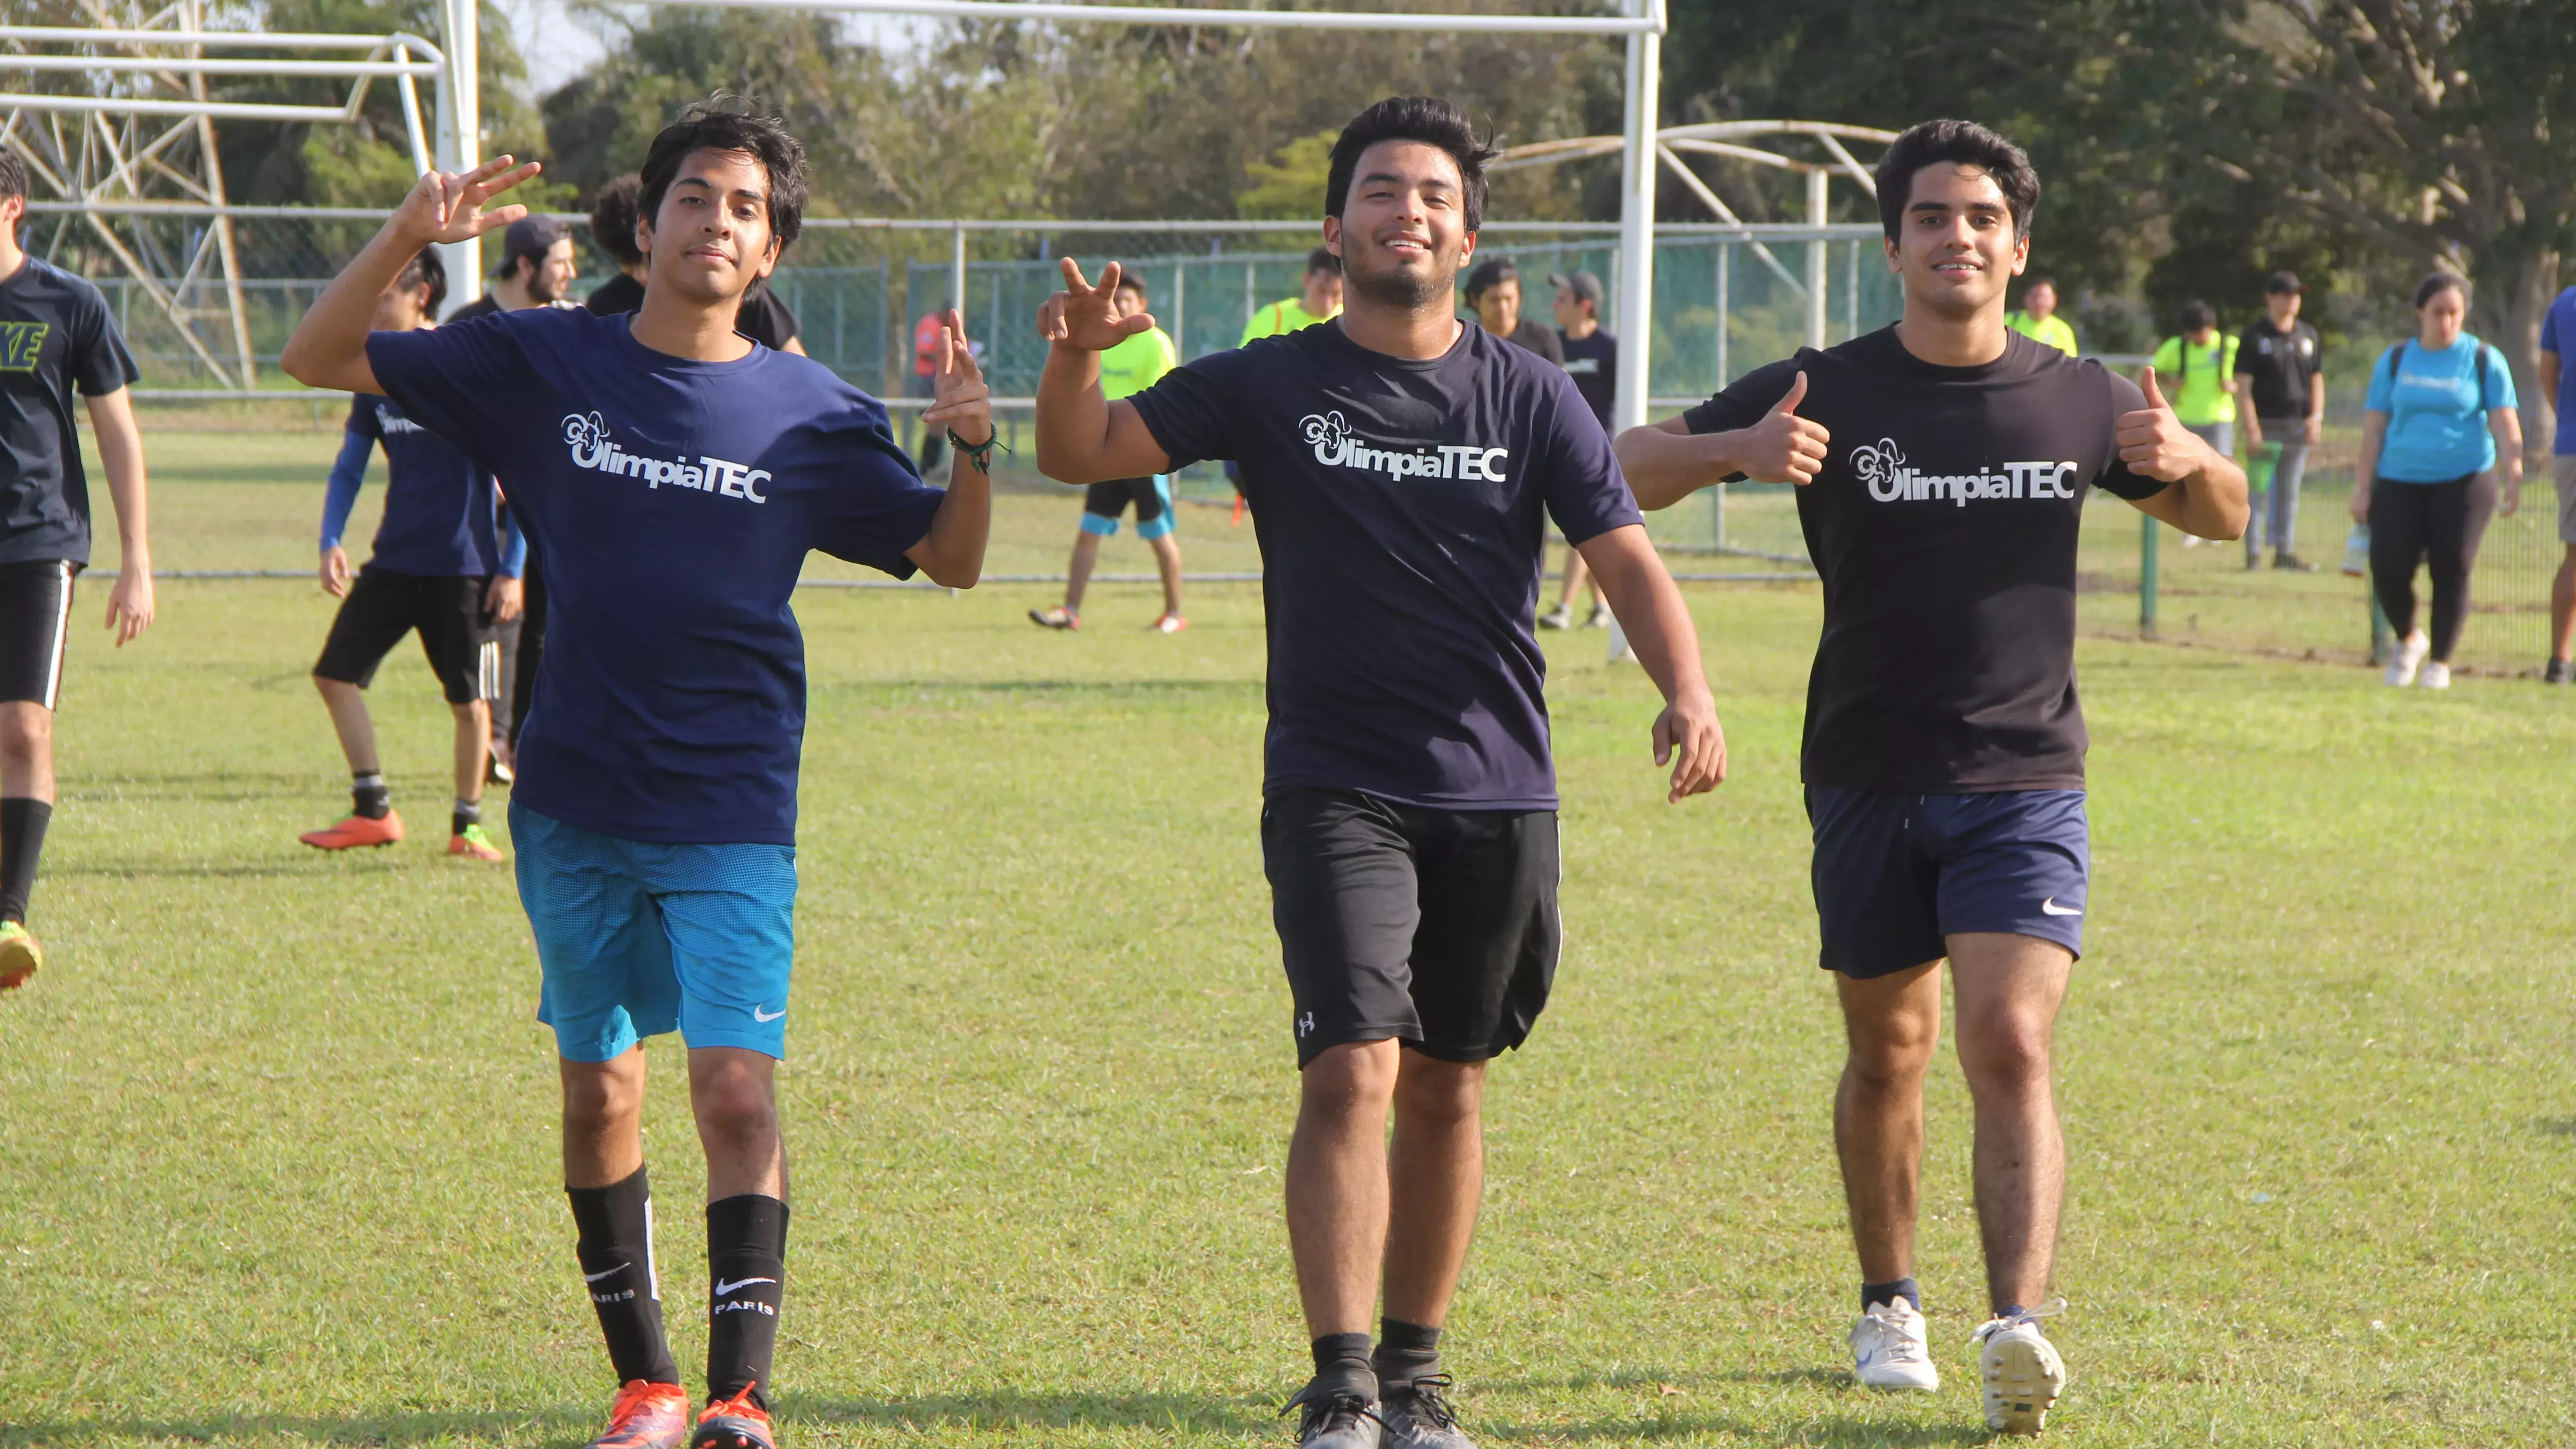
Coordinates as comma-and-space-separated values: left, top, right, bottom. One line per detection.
1128, 319, 1643, 810
0, 257, 141, 567
340, 394, 512, 577
367, 308, 945, 844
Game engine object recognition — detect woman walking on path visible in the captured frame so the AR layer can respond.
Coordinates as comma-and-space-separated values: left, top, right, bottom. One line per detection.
2351, 273, 2524, 688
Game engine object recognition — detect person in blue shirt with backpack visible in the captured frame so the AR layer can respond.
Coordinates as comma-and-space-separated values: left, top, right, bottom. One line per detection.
2350, 273, 2524, 688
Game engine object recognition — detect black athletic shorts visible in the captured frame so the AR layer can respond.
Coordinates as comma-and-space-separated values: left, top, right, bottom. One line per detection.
1261, 787, 1561, 1068
313, 566, 500, 706
0, 559, 77, 709
1082, 477, 1167, 524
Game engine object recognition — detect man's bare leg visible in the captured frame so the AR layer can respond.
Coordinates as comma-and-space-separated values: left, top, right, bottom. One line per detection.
690, 1045, 786, 1201
1947, 932, 2072, 1314
1064, 531, 1104, 614
1286, 1038, 1400, 1338
1834, 960, 1943, 1285
314, 676, 379, 776
449, 699, 488, 808
1147, 532, 1184, 619
561, 1047, 648, 1189
1380, 1053, 1485, 1327
2550, 544, 2576, 664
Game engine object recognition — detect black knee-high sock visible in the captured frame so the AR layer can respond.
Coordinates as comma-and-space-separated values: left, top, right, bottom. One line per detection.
707, 1194, 789, 1411
0, 798, 52, 925
567, 1167, 680, 1388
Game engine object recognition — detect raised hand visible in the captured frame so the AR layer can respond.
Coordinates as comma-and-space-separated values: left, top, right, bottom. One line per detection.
393, 155, 543, 248
1738, 370, 1831, 485
921, 309, 994, 450
2115, 366, 2208, 483
1037, 258, 1154, 354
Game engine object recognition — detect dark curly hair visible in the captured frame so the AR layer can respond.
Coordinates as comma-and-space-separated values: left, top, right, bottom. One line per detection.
1874, 118, 2040, 243
1325, 96, 1499, 234
637, 97, 807, 255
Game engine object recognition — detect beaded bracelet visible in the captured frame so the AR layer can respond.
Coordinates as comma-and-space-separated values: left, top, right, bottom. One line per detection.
947, 427, 1007, 474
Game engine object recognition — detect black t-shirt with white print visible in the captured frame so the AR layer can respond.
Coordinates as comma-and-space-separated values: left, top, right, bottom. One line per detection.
1128, 318, 1643, 811
1683, 325, 2168, 793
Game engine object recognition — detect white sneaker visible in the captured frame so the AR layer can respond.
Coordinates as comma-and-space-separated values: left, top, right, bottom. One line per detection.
1850, 1298, 1940, 1391
2384, 631, 2429, 687
2419, 661, 2451, 690
1972, 1300, 2068, 1436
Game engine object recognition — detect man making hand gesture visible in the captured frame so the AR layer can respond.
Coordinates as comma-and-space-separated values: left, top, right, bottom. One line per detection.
285, 103, 991, 1449
1618, 119, 2243, 1438
1038, 95, 1723, 1449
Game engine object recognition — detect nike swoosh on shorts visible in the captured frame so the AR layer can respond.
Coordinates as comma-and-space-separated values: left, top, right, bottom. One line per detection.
2039, 898, 2082, 917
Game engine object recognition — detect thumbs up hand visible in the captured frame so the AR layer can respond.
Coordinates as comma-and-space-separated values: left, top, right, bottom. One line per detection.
2115, 364, 2212, 482
1739, 370, 1832, 485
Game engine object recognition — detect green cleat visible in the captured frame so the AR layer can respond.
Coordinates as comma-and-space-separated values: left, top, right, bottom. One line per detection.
0, 920, 42, 990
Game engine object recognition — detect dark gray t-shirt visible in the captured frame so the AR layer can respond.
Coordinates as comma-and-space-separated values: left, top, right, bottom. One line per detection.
1684, 326, 2169, 792
1129, 319, 1643, 810
0, 257, 140, 567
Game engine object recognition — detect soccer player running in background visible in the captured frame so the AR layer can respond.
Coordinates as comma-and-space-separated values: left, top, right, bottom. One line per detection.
2542, 276, 2576, 681
0, 151, 152, 991
1037, 96, 1724, 1449
283, 102, 993, 1449
299, 246, 523, 862
1617, 118, 2246, 1437
1540, 269, 1613, 630
2004, 276, 2077, 356
1029, 271, 1185, 632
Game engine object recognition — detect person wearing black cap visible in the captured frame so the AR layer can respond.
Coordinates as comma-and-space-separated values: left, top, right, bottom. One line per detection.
2232, 271, 2325, 570
449, 214, 578, 321
1543, 268, 1614, 628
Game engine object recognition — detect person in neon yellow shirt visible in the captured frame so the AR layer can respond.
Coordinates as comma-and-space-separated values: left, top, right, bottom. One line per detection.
1239, 246, 1344, 344
1032, 272, 1189, 632
2006, 277, 2078, 356
2146, 300, 2240, 548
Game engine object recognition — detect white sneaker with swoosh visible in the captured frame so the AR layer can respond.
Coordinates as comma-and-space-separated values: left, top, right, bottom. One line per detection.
1850, 1297, 1939, 1391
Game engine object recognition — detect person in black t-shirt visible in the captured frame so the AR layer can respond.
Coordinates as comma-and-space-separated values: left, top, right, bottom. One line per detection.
1620, 119, 2245, 1437
2230, 270, 2326, 570
1038, 96, 1723, 1449
1461, 255, 1564, 366
0, 151, 152, 991
1542, 269, 1615, 629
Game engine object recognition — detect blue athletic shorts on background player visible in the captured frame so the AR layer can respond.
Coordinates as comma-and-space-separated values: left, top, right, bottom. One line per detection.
1805, 787, 2089, 979
513, 802, 797, 1061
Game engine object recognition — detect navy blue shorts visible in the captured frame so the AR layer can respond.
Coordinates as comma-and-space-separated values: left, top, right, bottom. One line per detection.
1804, 787, 2089, 979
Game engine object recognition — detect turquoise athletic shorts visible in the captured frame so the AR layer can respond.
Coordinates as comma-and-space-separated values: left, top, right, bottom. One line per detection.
513, 802, 797, 1062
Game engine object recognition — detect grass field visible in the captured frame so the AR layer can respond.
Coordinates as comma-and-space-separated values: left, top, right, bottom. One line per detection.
4, 434, 2574, 1447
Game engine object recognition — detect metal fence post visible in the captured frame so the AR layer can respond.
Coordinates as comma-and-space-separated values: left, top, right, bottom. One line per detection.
2140, 514, 2160, 638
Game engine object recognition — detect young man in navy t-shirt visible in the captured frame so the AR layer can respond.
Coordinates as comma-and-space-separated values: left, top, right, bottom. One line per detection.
299, 245, 527, 861
1038, 96, 1725, 1449
1619, 119, 2246, 1436
284, 105, 995, 1449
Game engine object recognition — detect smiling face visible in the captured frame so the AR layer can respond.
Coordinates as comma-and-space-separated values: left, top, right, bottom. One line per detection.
1886, 162, 2028, 322
1324, 139, 1476, 311
640, 147, 781, 308
527, 236, 578, 305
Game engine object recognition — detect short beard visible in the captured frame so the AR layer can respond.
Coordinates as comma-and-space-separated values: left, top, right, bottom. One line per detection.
1343, 252, 1453, 314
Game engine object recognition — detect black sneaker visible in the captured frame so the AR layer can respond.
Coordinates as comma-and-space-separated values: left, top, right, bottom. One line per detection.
2273, 552, 2318, 573
1381, 1375, 1473, 1449
1282, 1379, 1383, 1449
2545, 658, 2572, 685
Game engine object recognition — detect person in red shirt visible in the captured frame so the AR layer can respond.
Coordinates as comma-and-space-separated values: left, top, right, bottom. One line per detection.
912, 308, 949, 472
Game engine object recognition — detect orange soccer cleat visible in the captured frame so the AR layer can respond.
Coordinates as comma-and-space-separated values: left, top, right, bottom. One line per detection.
589, 1379, 690, 1449
690, 1384, 775, 1449
298, 810, 404, 850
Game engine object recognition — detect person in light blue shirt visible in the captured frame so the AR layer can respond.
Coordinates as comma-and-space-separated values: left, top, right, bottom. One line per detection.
2537, 283, 2576, 678
2351, 273, 2525, 687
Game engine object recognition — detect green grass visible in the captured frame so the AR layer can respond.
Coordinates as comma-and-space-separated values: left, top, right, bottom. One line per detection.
5, 434, 2575, 1447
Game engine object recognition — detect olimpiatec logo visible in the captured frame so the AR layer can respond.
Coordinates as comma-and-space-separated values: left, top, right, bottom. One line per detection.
1301, 410, 1509, 483
0, 321, 49, 372
1849, 436, 2078, 507
562, 412, 771, 503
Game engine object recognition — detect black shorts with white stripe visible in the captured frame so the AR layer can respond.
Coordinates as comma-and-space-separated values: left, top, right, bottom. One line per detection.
0, 559, 77, 710
313, 566, 500, 707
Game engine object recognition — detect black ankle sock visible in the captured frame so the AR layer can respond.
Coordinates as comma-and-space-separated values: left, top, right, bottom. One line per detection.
0, 797, 51, 925
1372, 1317, 1442, 1388
1309, 1331, 1377, 1398
566, 1167, 680, 1388
351, 771, 390, 820
452, 798, 481, 838
1862, 1277, 1921, 1313
707, 1194, 789, 1411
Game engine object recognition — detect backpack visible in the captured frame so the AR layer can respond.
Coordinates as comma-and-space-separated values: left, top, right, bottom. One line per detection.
2384, 338, 2499, 413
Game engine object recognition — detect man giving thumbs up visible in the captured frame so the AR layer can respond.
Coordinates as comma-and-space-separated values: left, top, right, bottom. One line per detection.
1614, 119, 2243, 1439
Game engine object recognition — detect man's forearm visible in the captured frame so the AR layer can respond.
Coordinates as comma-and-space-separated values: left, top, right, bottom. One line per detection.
1580, 529, 1707, 706
91, 398, 149, 558
1034, 344, 1108, 482
281, 219, 420, 390
1615, 426, 1740, 512
914, 448, 992, 587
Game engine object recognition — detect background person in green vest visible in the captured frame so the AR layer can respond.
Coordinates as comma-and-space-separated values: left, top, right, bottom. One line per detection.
2149, 302, 2241, 547
1240, 246, 1344, 344
1030, 272, 1189, 633
2006, 277, 2078, 356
